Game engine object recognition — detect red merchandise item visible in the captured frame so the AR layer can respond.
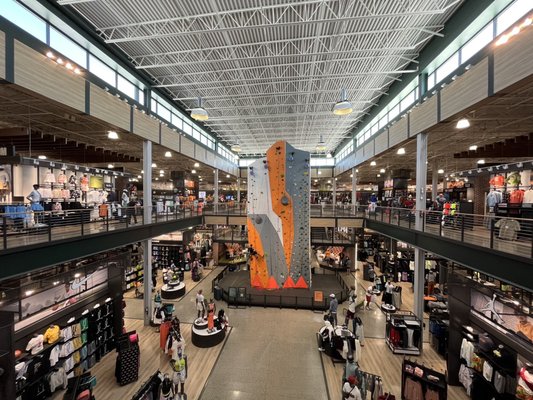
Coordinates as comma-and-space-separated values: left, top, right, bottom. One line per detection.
490, 175, 505, 187
510, 190, 525, 204
160, 321, 171, 350
443, 203, 451, 215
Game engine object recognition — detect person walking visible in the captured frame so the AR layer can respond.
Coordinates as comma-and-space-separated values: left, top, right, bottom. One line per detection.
328, 293, 338, 326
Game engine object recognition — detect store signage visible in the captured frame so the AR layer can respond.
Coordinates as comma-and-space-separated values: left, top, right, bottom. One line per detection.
314, 290, 324, 303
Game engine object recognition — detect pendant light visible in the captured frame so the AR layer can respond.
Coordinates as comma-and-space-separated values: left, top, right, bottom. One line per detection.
191, 97, 208, 121
456, 118, 470, 129
332, 89, 353, 116
231, 143, 241, 153
316, 134, 327, 152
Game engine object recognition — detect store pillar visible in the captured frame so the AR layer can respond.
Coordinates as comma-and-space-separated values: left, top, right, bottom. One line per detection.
214, 169, 219, 210
431, 161, 438, 201
237, 178, 241, 203
143, 140, 153, 326
351, 167, 357, 207
413, 132, 428, 327
332, 178, 337, 208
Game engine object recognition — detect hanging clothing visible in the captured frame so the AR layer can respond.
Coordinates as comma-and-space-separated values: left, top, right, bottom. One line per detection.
495, 218, 520, 240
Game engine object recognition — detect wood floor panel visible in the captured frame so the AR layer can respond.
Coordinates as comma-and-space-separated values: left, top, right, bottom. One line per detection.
51, 318, 229, 400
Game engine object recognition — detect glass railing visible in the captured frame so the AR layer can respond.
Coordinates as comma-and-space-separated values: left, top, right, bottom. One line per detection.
0, 205, 202, 251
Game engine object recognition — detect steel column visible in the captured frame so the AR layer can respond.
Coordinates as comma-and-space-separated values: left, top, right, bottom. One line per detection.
431, 161, 439, 201
237, 178, 241, 203
143, 140, 153, 326
332, 178, 337, 209
214, 169, 219, 210
351, 167, 357, 208
413, 133, 428, 330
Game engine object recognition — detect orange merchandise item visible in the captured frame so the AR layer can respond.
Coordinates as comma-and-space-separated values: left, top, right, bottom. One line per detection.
490, 175, 505, 187
510, 190, 525, 204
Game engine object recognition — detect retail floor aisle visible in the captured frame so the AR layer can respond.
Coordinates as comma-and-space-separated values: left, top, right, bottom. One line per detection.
199, 307, 328, 400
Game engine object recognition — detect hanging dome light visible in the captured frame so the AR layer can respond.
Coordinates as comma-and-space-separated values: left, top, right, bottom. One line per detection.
456, 118, 470, 129
190, 97, 208, 121
316, 134, 327, 152
332, 89, 353, 116
231, 143, 241, 152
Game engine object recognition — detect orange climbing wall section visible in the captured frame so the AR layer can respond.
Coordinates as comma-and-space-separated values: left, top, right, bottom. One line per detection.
247, 216, 268, 288
266, 141, 294, 272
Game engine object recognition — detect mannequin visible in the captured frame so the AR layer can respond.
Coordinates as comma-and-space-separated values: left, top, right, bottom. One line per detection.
172, 348, 186, 399
216, 309, 229, 331
160, 373, 174, 400
196, 290, 206, 320
207, 299, 216, 332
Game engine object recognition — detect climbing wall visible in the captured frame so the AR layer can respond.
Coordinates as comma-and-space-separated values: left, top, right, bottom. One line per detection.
247, 141, 311, 289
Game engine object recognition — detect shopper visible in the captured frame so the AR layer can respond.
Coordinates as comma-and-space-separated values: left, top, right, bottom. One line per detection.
344, 354, 358, 381
318, 320, 334, 351
126, 198, 138, 224
27, 184, 43, 222
344, 292, 357, 329
172, 348, 186, 399
427, 269, 437, 295
365, 285, 374, 310
196, 289, 206, 320
328, 293, 338, 326
154, 290, 162, 309
343, 375, 362, 400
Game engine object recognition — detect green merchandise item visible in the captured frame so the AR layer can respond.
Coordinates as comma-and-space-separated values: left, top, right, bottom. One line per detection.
507, 172, 521, 186
80, 318, 89, 331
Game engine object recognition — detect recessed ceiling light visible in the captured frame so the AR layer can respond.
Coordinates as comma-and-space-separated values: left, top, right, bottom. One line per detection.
194, 162, 200, 167
107, 164, 114, 169
38, 155, 47, 160
477, 159, 485, 164
74, 68, 81, 75
469, 145, 478, 151
438, 169, 444, 174
397, 148, 406, 155
165, 151, 172, 157
370, 161, 376, 166
56, 58, 64, 65
65, 62, 73, 70
46, 51, 54, 58
456, 118, 470, 129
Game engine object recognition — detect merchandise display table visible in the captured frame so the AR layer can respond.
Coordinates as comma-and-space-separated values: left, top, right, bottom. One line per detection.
161, 281, 186, 300
381, 303, 396, 313
191, 318, 225, 348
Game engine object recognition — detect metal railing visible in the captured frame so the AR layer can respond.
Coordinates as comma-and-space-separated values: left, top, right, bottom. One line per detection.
365, 205, 533, 259
0, 205, 201, 251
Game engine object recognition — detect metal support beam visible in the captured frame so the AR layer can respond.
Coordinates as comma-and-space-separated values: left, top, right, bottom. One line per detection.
332, 178, 337, 208
214, 169, 219, 209
351, 167, 358, 206
237, 178, 241, 203
432, 161, 439, 200
142, 140, 153, 326
413, 132, 428, 330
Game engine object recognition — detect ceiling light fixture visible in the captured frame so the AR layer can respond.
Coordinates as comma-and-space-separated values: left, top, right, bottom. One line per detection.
326, 152, 332, 158
477, 159, 486, 165
438, 169, 444, 174
74, 68, 81, 75
226, 174, 230, 178
456, 118, 470, 129
332, 88, 353, 116
65, 62, 73, 70
377, 174, 381, 177
191, 169, 197, 174
316, 134, 327, 152
318, 171, 322, 175
469, 145, 478, 151
231, 143, 241, 153
194, 162, 200, 168
56, 58, 64, 65
164, 151, 172, 158
107, 164, 114, 169
38, 155, 47, 160
190, 97, 208, 121
379, 168, 385, 173
159, 170, 164, 174
397, 147, 406, 155
107, 130, 119, 140
370, 161, 376, 166
46, 51, 54, 58
350, 174, 353, 178
151, 163, 157, 168
137, 175, 141, 179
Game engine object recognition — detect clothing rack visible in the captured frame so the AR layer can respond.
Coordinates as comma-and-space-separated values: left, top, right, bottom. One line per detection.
401, 358, 447, 400
131, 371, 162, 400
352, 369, 384, 400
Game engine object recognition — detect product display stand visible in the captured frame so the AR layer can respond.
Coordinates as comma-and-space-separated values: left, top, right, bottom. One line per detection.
191, 318, 225, 348
386, 312, 422, 355
161, 281, 186, 300
115, 331, 140, 386
401, 358, 447, 400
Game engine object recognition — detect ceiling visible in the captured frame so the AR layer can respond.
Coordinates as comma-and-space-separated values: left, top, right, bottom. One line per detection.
58, 0, 464, 156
